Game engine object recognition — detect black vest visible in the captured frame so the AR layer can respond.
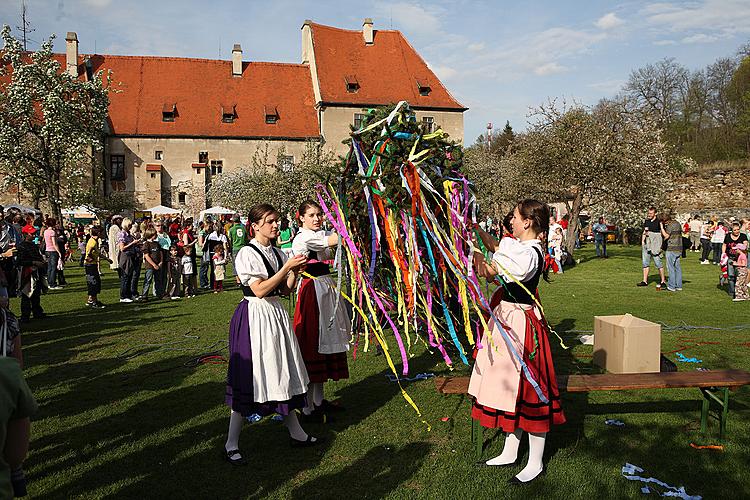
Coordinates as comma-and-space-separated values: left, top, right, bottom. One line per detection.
502, 246, 544, 305
241, 243, 285, 298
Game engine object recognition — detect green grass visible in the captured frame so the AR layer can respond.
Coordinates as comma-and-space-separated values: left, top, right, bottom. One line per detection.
13, 245, 750, 499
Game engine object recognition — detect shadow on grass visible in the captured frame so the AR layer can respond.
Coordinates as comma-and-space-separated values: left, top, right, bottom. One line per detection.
291, 442, 431, 500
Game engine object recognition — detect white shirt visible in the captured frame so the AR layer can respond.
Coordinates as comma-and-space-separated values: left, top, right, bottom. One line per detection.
181, 255, 194, 274
235, 238, 287, 286
492, 238, 542, 283
292, 228, 334, 261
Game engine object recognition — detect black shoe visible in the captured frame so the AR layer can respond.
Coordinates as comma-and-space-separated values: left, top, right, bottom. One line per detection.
20, 317, 30, 324
222, 448, 247, 466
290, 435, 324, 448
637, 281, 648, 287
321, 399, 345, 413
657, 282, 666, 290
299, 407, 331, 424
34, 313, 47, 319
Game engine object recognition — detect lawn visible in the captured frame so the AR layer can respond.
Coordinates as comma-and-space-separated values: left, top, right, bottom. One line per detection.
12, 244, 750, 499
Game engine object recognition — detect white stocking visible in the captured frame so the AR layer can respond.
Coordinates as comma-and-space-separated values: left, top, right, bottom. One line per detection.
224, 410, 244, 459
486, 428, 522, 466
515, 432, 546, 482
284, 411, 309, 441
303, 382, 324, 414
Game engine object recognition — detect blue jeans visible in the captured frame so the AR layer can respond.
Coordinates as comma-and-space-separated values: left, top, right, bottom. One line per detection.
727, 263, 736, 297
199, 259, 210, 288
46, 251, 59, 286
142, 267, 163, 297
666, 251, 682, 290
130, 258, 142, 298
595, 238, 606, 257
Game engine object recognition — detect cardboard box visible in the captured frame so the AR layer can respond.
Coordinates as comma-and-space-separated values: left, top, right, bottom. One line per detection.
593, 314, 661, 374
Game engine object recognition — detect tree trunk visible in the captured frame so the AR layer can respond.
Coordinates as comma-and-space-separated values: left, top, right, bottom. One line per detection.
564, 190, 584, 256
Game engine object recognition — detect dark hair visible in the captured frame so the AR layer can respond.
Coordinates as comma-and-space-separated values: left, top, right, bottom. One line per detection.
90, 227, 101, 237
45, 218, 56, 227
248, 204, 279, 224
516, 199, 551, 282
502, 210, 513, 234
297, 200, 322, 223
648, 206, 657, 212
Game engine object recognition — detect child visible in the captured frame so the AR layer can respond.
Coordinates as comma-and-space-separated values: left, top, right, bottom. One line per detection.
549, 226, 564, 274
733, 242, 748, 301
212, 246, 226, 293
166, 245, 182, 300
84, 227, 109, 309
181, 246, 196, 298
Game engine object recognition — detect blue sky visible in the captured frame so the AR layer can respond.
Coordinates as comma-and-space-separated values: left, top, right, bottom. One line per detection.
2, 0, 749, 143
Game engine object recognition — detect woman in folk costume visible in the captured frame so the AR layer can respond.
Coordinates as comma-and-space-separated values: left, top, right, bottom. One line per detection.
470, 199, 565, 485
224, 204, 320, 467
292, 200, 350, 422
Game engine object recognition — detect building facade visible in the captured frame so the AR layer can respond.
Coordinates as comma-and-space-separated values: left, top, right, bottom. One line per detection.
4, 20, 466, 216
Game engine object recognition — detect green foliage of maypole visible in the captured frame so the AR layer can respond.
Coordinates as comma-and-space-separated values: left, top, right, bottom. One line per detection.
0, 25, 111, 219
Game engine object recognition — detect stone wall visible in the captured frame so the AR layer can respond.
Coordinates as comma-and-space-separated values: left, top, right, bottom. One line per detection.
667, 161, 750, 220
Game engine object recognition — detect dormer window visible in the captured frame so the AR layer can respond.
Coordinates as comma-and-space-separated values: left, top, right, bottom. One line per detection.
221, 103, 236, 123
416, 78, 431, 96
265, 104, 279, 124
162, 103, 176, 122
345, 75, 360, 93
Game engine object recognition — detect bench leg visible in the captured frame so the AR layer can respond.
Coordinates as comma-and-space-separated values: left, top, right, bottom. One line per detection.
699, 387, 731, 440
471, 417, 483, 460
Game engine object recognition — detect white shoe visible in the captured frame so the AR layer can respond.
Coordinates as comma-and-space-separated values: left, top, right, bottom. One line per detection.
732, 298, 745, 302
700, 261, 709, 265
119, 298, 133, 303
170, 296, 181, 300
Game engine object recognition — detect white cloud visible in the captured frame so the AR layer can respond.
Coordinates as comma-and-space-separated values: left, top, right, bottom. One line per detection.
534, 62, 567, 76
595, 13, 624, 30
653, 39, 678, 46
642, 0, 750, 35
82, 0, 113, 7
373, 1, 443, 37
587, 79, 625, 93
681, 33, 719, 44
467, 42, 485, 52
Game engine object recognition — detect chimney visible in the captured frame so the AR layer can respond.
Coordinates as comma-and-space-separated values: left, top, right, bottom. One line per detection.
232, 44, 242, 77
65, 32, 79, 77
363, 18, 374, 45
301, 20, 312, 64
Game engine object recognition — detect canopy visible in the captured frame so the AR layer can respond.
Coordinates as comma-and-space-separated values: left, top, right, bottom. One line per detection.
199, 206, 236, 221
3, 203, 41, 214
147, 204, 181, 215
62, 205, 98, 219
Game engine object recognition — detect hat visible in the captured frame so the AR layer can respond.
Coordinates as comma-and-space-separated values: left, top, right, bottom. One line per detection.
22, 224, 36, 235
112, 214, 123, 221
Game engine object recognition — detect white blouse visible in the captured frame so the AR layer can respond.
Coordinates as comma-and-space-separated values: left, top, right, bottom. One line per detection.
234, 238, 287, 286
292, 228, 333, 260
491, 238, 542, 283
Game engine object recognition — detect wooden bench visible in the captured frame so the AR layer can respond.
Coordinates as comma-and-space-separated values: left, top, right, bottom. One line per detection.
435, 370, 750, 458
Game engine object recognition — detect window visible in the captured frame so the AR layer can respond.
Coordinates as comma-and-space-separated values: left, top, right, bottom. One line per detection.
278, 155, 294, 173
222, 112, 235, 123
155, 150, 163, 160
110, 154, 125, 180
178, 192, 186, 204
198, 151, 208, 164
416, 78, 431, 96
422, 116, 435, 133
150, 173, 156, 179
196, 168, 202, 175
162, 103, 176, 122
265, 104, 279, 124
354, 113, 367, 130
345, 75, 359, 93
222, 104, 236, 123
210, 160, 223, 175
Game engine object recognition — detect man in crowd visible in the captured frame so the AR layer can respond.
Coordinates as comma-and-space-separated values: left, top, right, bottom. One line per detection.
688, 215, 702, 252
592, 216, 609, 258
227, 214, 247, 278
154, 220, 172, 297
16, 225, 46, 323
0, 207, 20, 297
638, 207, 666, 289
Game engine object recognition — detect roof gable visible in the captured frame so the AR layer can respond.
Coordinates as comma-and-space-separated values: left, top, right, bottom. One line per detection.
309, 23, 465, 110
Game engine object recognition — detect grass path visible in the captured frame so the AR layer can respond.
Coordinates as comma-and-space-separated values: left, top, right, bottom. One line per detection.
13, 245, 750, 499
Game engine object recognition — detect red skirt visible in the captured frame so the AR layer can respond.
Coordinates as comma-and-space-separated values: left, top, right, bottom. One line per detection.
293, 278, 349, 383
471, 306, 566, 433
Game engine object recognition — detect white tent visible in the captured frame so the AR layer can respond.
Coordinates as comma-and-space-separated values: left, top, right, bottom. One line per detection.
3, 203, 40, 214
62, 205, 98, 219
147, 204, 181, 215
199, 206, 236, 221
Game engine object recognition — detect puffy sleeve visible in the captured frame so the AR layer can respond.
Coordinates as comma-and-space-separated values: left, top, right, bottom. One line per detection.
234, 246, 268, 286
292, 229, 329, 257
492, 238, 540, 283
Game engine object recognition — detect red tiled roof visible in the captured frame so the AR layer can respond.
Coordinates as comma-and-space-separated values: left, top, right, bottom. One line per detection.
52, 54, 320, 139
309, 23, 466, 110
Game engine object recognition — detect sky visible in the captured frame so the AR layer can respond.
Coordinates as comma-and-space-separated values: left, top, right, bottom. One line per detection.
2, 0, 749, 143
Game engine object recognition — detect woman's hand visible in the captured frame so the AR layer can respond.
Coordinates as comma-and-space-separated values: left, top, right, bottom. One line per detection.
285, 254, 308, 273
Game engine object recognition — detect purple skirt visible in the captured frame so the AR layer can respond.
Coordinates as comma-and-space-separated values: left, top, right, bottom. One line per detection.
225, 300, 306, 416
